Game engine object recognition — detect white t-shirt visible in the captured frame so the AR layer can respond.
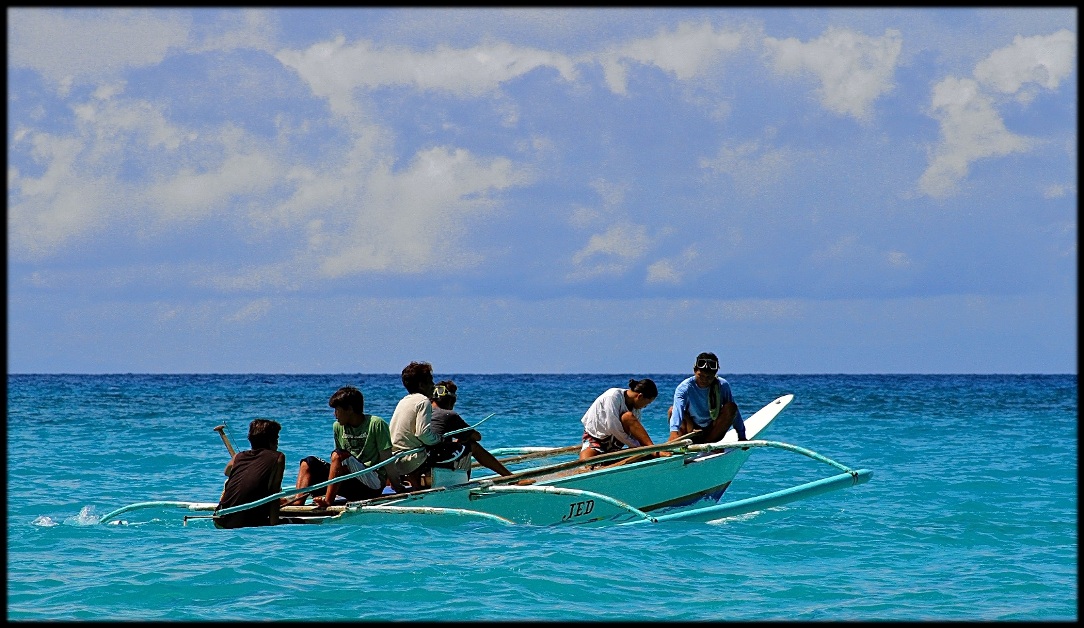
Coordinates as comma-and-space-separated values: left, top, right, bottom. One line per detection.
389, 393, 441, 474
580, 388, 641, 448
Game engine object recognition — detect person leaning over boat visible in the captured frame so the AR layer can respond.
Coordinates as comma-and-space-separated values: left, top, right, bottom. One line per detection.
288, 386, 405, 508
579, 378, 659, 462
667, 352, 746, 444
429, 380, 512, 477
214, 419, 286, 529
388, 361, 443, 491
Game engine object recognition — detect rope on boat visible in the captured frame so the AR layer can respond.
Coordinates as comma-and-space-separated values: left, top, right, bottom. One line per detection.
477, 484, 657, 523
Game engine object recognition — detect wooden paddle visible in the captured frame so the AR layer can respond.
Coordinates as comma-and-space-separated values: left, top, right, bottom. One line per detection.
213, 425, 237, 456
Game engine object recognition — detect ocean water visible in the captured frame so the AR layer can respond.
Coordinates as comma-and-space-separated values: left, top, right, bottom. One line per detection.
6, 373, 1077, 621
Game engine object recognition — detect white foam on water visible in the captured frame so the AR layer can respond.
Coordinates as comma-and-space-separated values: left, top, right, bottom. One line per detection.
66, 505, 102, 526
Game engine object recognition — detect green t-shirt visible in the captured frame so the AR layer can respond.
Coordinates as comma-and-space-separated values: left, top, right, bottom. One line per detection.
333, 414, 392, 480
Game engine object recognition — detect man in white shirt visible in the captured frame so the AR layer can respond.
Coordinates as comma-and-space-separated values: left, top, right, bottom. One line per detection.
388, 361, 441, 490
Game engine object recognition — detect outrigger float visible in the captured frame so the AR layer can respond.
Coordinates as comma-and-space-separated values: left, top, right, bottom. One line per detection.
99, 394, 871, 527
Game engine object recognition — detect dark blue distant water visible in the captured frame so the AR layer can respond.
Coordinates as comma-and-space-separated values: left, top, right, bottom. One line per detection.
6, 374, 1077, 620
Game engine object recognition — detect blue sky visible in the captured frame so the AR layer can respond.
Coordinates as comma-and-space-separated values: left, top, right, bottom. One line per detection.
7, 8, 1077, 374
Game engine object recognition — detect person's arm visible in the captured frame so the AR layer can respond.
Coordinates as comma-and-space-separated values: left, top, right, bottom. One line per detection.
219, 452, 240, 500
669, 381, 690, 437
417, 400, 442, 446
379, 447, 408, 493
620, 411, 654, 447
223, 453, 238, 477
268, 452, 285, 525
728, 403, 746, 441
469, 442, 512, 476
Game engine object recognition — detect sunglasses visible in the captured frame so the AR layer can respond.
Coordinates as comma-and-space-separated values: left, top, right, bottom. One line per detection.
433, 384, 456, 398
694, 359, 719, 371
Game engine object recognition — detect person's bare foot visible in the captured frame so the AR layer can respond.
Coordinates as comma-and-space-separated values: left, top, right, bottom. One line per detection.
311, 496, 330, 509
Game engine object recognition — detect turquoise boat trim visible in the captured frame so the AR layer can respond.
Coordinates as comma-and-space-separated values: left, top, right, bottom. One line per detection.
442, 413, 496, 438
622, 469, 873, 525
475, 484, 656, 523
99, 501, 217, 524
343, 504, 515, 525
690, 439, 857, 474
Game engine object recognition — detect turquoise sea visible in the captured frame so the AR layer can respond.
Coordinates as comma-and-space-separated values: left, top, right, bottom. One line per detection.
6, 373, 1078, 621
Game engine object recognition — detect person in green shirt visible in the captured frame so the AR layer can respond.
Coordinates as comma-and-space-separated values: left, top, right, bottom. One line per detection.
288, 385, 405, 507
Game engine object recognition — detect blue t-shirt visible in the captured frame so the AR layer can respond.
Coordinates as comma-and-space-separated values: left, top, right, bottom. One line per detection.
670, 376, 746, 439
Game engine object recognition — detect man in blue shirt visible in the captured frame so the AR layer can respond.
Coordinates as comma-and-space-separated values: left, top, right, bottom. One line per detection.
667, 352, 746, 444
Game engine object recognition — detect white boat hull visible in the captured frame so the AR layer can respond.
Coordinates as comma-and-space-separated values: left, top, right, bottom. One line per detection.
328, 394, 795, 526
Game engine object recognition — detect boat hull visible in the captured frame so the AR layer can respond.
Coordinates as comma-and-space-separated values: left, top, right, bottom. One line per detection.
326, 395, 795, 526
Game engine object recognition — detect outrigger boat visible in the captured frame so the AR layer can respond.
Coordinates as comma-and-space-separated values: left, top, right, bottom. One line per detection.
99, 394, 871, 527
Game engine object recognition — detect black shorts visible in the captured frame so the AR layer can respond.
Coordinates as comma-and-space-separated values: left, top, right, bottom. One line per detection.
302, 456, 384, 501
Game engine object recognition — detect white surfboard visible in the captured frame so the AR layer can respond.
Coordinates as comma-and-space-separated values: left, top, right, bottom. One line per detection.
716, 393, 794, 444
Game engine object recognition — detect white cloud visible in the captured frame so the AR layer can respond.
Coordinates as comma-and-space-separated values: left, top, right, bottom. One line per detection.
1042, 183, 1075, 199
8, 54, 538, 278
8, 88, 286, 258
311, 145, 533, 278
8, 132, 117, 258
886, 250, 911, 268
7, 8, 191, 94
646, 246, 700, 285
764, 27, 902, 121
918, 29, 1074, 198
190, 9, 278, 55
919, 77, 1034, 198
597, 21, 744, 95
973, 29, 1076, 96
148, 149, 285, 223
568, 223, 651, 280
700, 137, 799, 195
276, 35, 579, 118
226, 298, 272, 323
811, 234, 862, 263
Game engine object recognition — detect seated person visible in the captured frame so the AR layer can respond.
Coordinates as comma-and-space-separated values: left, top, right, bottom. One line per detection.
215, 419, 286, 529
429, 380, 512, 478
666, 352, 746, 444
388, 361, 443, 491
289, 385, 404, 508
580, 378, 658, 463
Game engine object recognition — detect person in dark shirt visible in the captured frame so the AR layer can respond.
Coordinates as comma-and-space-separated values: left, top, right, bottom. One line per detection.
215, 419, 286, 529
430, 381, 511, 478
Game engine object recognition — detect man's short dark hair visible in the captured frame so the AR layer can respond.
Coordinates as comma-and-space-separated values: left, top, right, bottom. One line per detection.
694, 352, 720, 372
328, 386, 365, 414
401, 361, 433, 394
248, 418, 281, 450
